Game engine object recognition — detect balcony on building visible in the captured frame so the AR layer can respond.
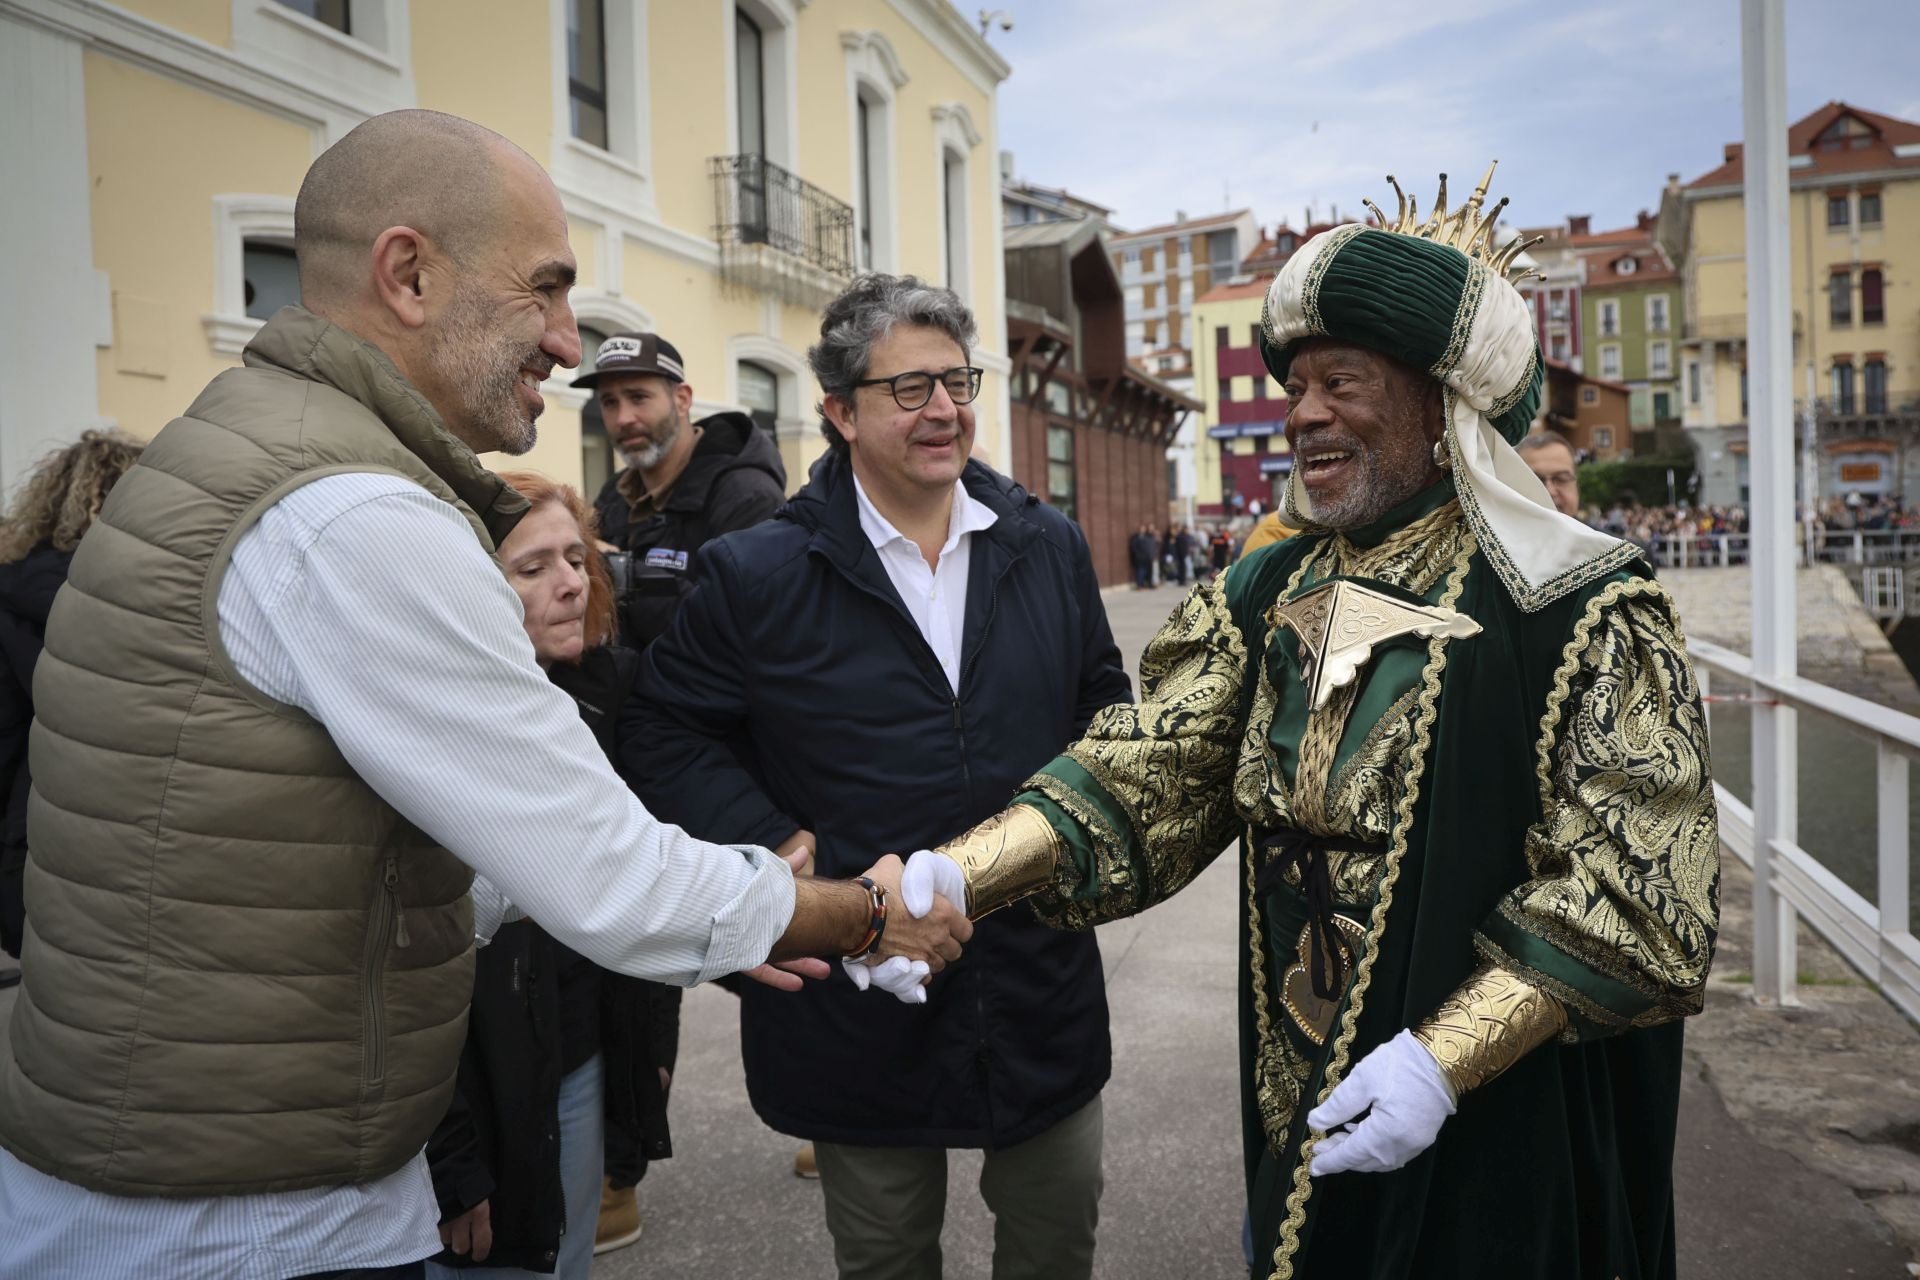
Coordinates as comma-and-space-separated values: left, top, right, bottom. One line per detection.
711, 153, 855, 309
1815, 393, 1920, 440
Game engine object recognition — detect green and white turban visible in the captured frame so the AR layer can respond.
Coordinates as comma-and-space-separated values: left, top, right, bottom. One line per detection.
1259, 170, 1639, 610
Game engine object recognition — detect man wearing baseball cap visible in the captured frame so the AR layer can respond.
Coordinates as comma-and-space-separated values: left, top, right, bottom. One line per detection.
575, 332, 787, 653
571, 331, 790, 1250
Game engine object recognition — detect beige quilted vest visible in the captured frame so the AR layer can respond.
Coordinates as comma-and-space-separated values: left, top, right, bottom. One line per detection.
0, 306, 529, 1196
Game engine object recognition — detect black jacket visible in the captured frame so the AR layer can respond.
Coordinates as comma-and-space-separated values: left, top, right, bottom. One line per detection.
425, 646, 681, 1270
593, 412, 786, 650
628, 450, 1132, 1149
0, 542, 72, 959
1128, 530, 1158, 569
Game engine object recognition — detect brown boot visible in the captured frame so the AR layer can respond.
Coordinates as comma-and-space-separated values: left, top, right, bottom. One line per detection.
793, 1142, 819, 1179
594, 1177, 643, 1255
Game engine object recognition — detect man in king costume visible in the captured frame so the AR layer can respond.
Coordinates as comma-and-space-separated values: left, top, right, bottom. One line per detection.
901, 165, 1720, 1279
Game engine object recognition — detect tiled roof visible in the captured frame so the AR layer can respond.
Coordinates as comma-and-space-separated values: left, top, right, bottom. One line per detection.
1196, 276, 1275, 304
1582, 243, 1677, 288
1112, 209, 1252, 242
1686, 100, 1920, 189
1543, 356, 1630, 393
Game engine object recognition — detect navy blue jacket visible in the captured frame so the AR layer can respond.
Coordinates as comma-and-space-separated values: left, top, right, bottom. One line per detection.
628, 450, 1131, 1148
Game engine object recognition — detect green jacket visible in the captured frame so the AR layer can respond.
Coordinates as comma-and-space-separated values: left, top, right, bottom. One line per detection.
0, 306, 528, 1196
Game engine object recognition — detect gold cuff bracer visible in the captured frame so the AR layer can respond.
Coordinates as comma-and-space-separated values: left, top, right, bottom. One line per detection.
936, 804, 1065, 919
1411, 964, 1569, 1098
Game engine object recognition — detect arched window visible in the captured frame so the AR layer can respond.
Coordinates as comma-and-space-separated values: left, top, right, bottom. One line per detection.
242, 241, 300, 320
578, 324, 613, 499
738, 360, 780, 438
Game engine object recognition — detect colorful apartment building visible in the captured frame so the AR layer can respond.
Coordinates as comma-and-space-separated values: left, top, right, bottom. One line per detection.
1679, 101, 1920, 504
1108, 208, 1259, 386
1191, 275, 1290, 519
1, 0, 1012, 496
1579, 229, 1684, 446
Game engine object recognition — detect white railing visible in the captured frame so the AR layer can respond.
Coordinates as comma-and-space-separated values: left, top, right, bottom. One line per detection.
1630, 528, 1920, 569
1690, 637, 1920, 1022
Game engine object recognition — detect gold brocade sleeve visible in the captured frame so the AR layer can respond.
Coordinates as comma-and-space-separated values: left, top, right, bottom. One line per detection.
1477, 581, 1721, 1038
1020, 574, 1251, 932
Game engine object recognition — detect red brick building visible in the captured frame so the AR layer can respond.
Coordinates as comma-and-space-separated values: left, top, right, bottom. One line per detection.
1004, 219, 1198, 586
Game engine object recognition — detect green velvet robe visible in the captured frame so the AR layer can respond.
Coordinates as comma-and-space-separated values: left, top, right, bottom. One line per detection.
1014, 482, 1719, 1279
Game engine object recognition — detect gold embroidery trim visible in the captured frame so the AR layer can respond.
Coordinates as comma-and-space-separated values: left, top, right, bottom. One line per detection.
1268, 526, 1476, 1280
1246, 550, 1319, 1152
1411, 963, 1567, 1097
937, 803, 1064, 919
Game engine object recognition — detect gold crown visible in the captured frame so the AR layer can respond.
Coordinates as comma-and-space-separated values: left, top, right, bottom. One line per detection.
1360, 161, 1543, 281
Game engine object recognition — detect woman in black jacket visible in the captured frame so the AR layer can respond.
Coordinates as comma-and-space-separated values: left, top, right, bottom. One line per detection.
0, 430, 143, 982
425, 472, 678, 1277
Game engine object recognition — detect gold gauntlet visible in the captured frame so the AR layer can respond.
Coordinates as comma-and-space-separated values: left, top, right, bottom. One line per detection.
935, 804, 1063, 919
1411, 964, 1568, 1098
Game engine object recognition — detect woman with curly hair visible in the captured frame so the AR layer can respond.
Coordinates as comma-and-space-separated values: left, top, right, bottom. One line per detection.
0, 430, 144, 981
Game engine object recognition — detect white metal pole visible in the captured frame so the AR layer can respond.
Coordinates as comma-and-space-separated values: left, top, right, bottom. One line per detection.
1742, 0, 1799, 1007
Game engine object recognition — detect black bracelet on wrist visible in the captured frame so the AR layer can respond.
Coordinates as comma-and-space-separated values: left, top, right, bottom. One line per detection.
841, 876, 889, 961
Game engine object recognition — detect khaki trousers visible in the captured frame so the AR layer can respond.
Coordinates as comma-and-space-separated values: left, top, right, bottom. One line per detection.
813, 1095, 1104, 1280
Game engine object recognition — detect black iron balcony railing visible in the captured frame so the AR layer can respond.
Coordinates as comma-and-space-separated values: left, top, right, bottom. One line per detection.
711, 153, 855, 284
1813, 395, 1920, 429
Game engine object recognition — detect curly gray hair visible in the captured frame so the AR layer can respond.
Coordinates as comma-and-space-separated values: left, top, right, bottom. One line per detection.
808, 273, 977, 448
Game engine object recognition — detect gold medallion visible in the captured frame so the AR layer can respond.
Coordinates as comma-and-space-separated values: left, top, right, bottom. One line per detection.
1270, 579, 1481, 711
1280, 915, 1370, 1045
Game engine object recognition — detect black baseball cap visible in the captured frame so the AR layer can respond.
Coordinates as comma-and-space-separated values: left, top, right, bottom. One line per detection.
570, 331, 686, 389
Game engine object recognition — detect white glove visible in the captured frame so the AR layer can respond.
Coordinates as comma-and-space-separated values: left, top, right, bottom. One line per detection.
1307, 1029, 1457, 1176
900, 849, 967, 919
840, 955, 932, 1005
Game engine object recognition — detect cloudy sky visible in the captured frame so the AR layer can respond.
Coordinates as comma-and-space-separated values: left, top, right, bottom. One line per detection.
990, 0, 1920, 237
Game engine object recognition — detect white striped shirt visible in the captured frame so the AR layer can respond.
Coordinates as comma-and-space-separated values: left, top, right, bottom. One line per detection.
0, 471, 795, 1279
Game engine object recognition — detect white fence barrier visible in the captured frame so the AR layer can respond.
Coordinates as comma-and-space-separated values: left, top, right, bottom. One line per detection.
1691, 637, 1920, 1022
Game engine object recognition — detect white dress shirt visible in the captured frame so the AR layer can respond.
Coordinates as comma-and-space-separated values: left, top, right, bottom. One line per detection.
853, 475, 1000, 693
0, 471, 796, 1279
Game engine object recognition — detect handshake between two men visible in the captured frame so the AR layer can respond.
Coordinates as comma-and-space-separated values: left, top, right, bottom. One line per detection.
752, 849, 975, 1004
753, 823, 1035, 1005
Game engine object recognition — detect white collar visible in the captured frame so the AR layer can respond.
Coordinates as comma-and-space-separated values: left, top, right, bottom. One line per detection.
854, 474, 999, 559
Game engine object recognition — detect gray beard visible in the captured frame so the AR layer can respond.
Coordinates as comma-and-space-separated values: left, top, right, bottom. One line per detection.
431, 283, 541, 455
620, 413, 683, 472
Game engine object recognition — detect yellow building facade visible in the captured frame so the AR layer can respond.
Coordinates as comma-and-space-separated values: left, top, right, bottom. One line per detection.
1679, 102, 1920, 505
0, 0, 1011, 496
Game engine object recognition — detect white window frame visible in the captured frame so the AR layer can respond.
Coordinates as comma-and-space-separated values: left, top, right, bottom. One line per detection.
726, 334, 812, 443
1688, 360, 1702, 404
1649, 339, 1672, 379
729, 1, 800, 169
1598, 298, 1620, 338
1594, 426, 1613, 449
842, 29, 907, 273
230, 0, 413, 118
931, 103, 981, 300
1646, 293, 1670, 333
203, 194, 297, 357
547, 0, 656, 221
1600, 343, 1622, 380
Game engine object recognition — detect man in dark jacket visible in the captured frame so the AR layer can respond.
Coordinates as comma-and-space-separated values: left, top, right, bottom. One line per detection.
578, 331, 788, 652
1128, 522, 1158, 589
574, 329, 790, 1247
630, 274, 1131, 1279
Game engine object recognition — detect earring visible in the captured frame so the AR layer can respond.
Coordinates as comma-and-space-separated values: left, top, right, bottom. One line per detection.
1432, 438, 1452, 471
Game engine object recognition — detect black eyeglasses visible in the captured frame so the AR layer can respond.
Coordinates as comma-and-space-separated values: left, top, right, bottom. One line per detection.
853, 366, 983, 410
